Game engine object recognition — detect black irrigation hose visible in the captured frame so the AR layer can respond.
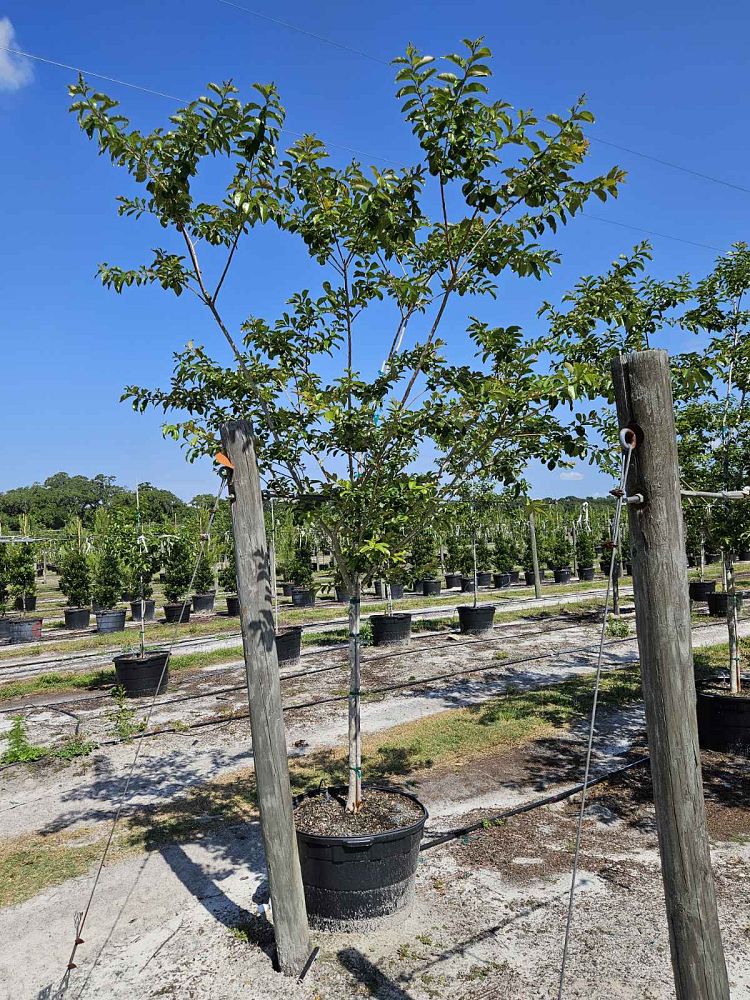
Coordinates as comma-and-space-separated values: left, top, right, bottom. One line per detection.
0, 607, 615, 716
0, 614, 742, 772
419, 755, 651, 852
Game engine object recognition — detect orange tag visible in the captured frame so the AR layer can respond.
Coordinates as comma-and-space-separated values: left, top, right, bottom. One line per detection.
215, 452, 234, 470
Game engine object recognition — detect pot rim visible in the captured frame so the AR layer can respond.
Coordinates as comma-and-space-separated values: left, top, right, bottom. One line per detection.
293, 783, 428, 846
276, 625, 303, 636
113, 648, 171, 665
370, 612, 412, 623
457, 603, 496, 613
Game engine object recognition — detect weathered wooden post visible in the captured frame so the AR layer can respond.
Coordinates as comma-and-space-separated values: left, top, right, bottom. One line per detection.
611, 350, 729, 1000
220, 420, 312, 977
528, 510, 542, 599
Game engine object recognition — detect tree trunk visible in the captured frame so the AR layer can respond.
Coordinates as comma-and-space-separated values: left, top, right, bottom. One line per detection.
572, 522, 578, 577
472, 532, 478, 609
346, 576, 363, 811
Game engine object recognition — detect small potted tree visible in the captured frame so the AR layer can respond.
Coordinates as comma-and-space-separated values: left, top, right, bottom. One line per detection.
549, 529, 573, 584
92, 541, 126, 633
58, 546, 92, 629
120, 525, 159, 623
191, 551, 216, 613
0, 545, 9, 643
575, 526, 596, 582
219, 560, 239, 616
288, 541, 316, 608
7, 542, 43, 642
474, 534, 493, 588
162, 532, 193, 623
492, 535, 513, 589
522, 537, 544, 586
410, 531, 441, 597
444, 534, 463, 590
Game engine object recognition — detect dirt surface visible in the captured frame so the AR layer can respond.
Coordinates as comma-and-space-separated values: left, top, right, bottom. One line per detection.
295, 788, 424, 837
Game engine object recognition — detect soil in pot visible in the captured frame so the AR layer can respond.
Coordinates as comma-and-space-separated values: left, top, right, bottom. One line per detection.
192, 592, 216, 614
64, 607, 91, 630
707, 592, 743, 617
294, 785, 427, 930
96, 609, 127, 634
113, 650, 170, 697
457, 604, 496, 635
579, 567, 595, 582
291, 588, 315, 608
493, 572, 511, 589
444, 573, 462, 589
14, 595, 36, 612
554, 568, 571, 584
371, 613, 412, 646
164, 603, 191, 624
8, 617, 43, 643
697, 680, 750, 754
276, 626, 303, 665
689, 580, 716, 603
130, 599, 156, 623
422, 579, 441, 597
226, 595, 240, 616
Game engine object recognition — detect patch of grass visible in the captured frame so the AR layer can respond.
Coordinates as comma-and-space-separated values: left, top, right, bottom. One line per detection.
106, 687, 146, 741
606, 616, 631, 638
1, 716, 97, 765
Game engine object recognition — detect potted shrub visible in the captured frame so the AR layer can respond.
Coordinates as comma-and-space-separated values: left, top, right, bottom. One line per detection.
58, 546, 92, 630
219, 560, 239, 616
192, 551, 216, 613
474, 534, 493, 588
8, 541, 37, 612
120, 524, 159, 623
0, 546, 9, 643
575, 526, 596, 582
162, 532, 193, 623
492, 535, 513, 589
409, 531, 441, 596
549, 529, 573, 584
92, 541, 126, 633
522, 537, 544, 586
288, 541, 316, 608
444, 535, 463, 589
457, 522, 496, 635
331, 568, 352, 603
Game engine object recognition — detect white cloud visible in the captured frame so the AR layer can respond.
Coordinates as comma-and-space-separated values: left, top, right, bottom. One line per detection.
0, 19, 34, 92
560, 471, 584, 481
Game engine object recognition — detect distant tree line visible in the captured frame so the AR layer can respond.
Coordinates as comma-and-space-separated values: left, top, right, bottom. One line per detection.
0, 473, 190, 531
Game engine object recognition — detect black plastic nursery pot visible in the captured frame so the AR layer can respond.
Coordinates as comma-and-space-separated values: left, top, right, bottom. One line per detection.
697, 685, 750, 754
14, 595, 36, 612
130, 599, 156, 623
460, 576, 476, 593
96, 609, 127, 634
457, 604, 496, 635
600, 559, 621, 578
226, 595, 240, 616
64, 607, 91, 630
625, 562, 633, 576
579, 567, 595, 582
163, 603, 191, 624
705, 552, 721, 565
508, 570, 520, 584
476, 571, 492, 588
741, 549, 750, 562
388, 583, 405, 601
371, 613, 412, 646
294, 785, 428, 929
422, 579, 441, 597
281, 582, 294, 597
335, 586, 352, 603
276, 626, 303, 665
8, 617, 43, 644
493, 572, 511, 589
444, 573, 462, 589
113, 649, 170, 697
707, 592, 743, 617
192, 592, 216, 614
687, 555, 696, 567
689, 580, 716, 603
524, 570, 536, 586
553, 569, 571, 585
373, 580, 383, 598
0, 618, 9, 641
291, 587, 315, 608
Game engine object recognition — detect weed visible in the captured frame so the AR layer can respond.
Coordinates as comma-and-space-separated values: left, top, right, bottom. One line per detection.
107, 686, 146, 741
1, 717, 47, 764
606, 616, 630, 638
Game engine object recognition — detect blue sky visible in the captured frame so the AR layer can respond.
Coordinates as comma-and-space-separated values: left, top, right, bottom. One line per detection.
1, 0, 748, 500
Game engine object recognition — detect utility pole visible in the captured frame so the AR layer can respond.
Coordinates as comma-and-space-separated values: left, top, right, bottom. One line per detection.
528, 510, 542, 599
611, 350, 729, 1000
220, 420, 312, 978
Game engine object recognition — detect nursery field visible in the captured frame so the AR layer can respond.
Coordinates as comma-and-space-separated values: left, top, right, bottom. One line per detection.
1, 612, 749, 999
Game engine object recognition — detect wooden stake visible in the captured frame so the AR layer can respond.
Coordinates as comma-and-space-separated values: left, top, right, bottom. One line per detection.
611, 350, 729, 1000
220, 420, 311, 978
528, 511, 542, 599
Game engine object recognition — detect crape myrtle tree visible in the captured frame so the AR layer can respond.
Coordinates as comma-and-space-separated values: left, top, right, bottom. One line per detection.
71, 39, 623, 812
